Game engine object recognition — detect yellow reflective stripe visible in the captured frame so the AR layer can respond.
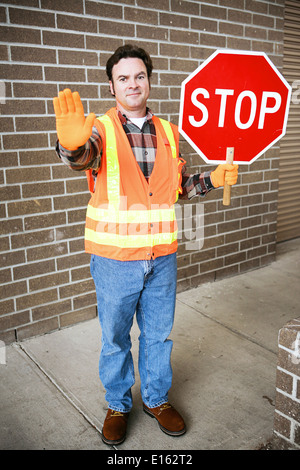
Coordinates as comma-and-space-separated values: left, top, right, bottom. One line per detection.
87, 204, 175, 224
85, 227, 177, 248
97, 115, 120, 208
159, 118, 180, 201
159, 118, 177, 159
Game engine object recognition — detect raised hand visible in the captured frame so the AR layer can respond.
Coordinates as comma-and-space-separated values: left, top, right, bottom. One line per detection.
53, 88, 96, 150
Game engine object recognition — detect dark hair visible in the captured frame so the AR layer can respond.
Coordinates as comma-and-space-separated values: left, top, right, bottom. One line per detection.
106, 44, 153, 82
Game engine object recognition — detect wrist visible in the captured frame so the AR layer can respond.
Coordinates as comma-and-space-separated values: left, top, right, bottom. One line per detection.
58, 140, 85, 154
210, 170, 219, 188
205, 171, 215, 190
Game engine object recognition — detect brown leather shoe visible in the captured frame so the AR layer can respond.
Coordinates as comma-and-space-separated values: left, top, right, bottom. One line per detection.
102, 409, 129, 445
143, 402, 186, 436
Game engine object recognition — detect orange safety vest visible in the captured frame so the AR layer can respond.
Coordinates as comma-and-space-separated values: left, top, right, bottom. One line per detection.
85, 107, 185, 261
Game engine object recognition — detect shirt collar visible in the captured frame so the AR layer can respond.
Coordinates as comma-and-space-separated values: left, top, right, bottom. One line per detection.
117, 108, 153, 125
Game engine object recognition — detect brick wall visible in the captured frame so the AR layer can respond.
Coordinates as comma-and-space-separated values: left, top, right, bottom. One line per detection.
273, 317, 300, 450
0, 0, 286, 343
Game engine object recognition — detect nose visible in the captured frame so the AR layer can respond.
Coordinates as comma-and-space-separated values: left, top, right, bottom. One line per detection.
128, 77, 138, 88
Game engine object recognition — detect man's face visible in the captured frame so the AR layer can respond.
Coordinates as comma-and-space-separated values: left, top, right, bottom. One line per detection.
109, 57, 150, 117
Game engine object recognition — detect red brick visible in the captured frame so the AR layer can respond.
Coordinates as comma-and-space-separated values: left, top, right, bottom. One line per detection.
86, 1, 123, 19
0, 329, 16, 345
136, 0, 169, 10
201, 4, 226, 19
253, 13, 274, 28
0, 280, 27, 300
6, 167, 51, 184
20, 149, 58, 166
58, 50, 98, 66
160, 12, 188, 28
0, 44, 8, 60
0, 249, 25, 268
274, 412, 291, 439
40, 0, 84, 14
3, 133, 48, 150
277, 347, 300, 379
13, 259, 55, 281
42, 30, 84, 48
22, 181, 64, 199
279, 326, 299, 350
29, 271, 69, 292
170, 29, 199, 45
1, 99, 45, 115
275, 391, 300, 422
0, 311, 30, 331
24, 212, 66, 231
11, 46, 56, 64
73, 292, 97, 310
44, 66, 86, 83
1, 64, 43, 81
9, 7, 55, 27
7, 199, 52, 217
59, 279, 94, 299
57, 14, 98, 33
0, 299, 15, 316
99, 19, 135, 37
0, 185, 21, 201
27, 242, 68, 262
276, 369, 293, 395
16, 116, 55, 133
16, 317, 59, 342
0, 268, 12, 284
56, 252, 90, 271
32, 300, 71, 321
0, 117, 14, 133
16, 289, 58, 311
59, 306, 96, 328
0, 26, 41, 44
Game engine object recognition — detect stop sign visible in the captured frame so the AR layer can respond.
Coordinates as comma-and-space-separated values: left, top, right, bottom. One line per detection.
179, 50, 291, 164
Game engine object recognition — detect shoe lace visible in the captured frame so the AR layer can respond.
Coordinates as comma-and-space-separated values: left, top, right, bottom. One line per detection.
111, 410, 125, 417
159, 403, 172, 412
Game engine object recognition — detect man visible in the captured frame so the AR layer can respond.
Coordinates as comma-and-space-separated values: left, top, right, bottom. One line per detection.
54, 44, 238, 445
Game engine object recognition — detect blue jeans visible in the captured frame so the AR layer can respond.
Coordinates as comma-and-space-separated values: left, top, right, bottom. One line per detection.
90, 252, 177, 413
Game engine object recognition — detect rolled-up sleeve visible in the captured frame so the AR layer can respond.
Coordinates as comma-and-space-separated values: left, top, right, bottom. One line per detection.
55, 125, 103, 172
180, 168, 215, 200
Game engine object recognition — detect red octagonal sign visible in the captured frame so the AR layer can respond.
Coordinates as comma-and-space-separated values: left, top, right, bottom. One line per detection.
179, 50, 291, 165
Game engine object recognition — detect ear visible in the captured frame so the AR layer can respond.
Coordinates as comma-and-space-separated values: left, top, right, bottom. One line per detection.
109, 80, 115, 97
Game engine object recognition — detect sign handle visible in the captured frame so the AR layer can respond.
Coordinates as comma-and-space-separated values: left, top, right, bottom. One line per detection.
223, 147, 234, 206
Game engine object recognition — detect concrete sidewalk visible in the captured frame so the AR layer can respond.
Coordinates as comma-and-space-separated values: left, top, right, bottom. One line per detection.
1, 238, 299, 451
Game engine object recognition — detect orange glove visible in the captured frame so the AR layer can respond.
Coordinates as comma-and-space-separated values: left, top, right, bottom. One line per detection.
211, 164, 238, 188
53, 88, 96, 150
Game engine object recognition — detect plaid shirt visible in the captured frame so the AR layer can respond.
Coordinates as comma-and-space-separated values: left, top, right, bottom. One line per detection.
56, 109, 214, 199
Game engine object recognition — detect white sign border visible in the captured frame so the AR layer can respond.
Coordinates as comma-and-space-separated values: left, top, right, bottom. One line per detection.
178, 49, 292, 165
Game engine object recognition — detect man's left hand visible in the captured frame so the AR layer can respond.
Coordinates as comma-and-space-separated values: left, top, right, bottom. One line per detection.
211, 164, 239, 188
